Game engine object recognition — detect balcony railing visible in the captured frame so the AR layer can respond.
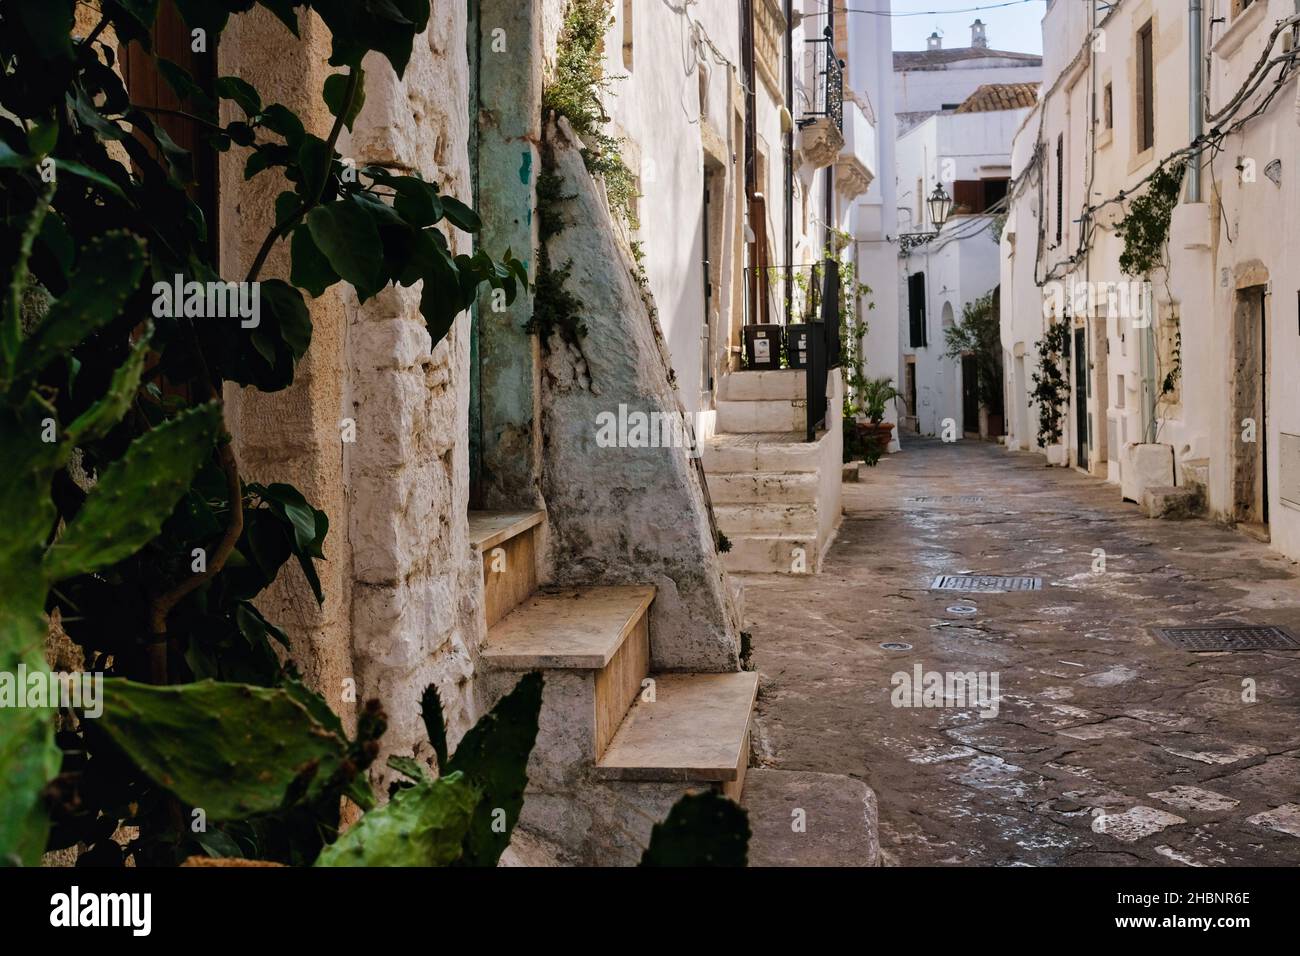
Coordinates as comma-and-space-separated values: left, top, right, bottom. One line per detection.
798, 32, 843, 131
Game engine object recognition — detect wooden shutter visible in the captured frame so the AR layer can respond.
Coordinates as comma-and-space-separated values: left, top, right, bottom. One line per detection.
908, 272, 927, 348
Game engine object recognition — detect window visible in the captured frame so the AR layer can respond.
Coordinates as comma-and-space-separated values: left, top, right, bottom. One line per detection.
950, 179, 1009, 214
908, 273, 928, 348
1055, 134, 1063, 244
622, 0, 634, 70
1103, 83, 1113, 130
1137, 21, 1154, 152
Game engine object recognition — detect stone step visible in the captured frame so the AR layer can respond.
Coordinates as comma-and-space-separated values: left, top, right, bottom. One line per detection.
469, 509, 545, 628
715, 502, 819, 535
741, 769, 880, 866
717, 398, 804, 433
483, 585, 654, 762
595, 671, 757, 800
482, 585, 653, 669
702, 431, 824, 474
721, 533, 819, 574
708, 470, 820, 505
719, 369, 806, 402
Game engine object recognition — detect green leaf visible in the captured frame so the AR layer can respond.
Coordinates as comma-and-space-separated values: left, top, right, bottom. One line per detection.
64, 330, 152, 445
315, 772, 478, 867
386, 755, 428, 783
389, 176, 443, 228
215, 76, 262, 117
306, 198, 385, 299
322, 69, 365, 133
96, 678, 352, 820
55, 159, 129, 200
290, 224, 339, 297
439, 194, 481, 233
446, 671, 543, 867
258, 104, 305, 149
13, 231, 145, 384
419, 682, 448, 773
43, 403, 222, 581
640, 791, 751, 866
12, 0, 76, 63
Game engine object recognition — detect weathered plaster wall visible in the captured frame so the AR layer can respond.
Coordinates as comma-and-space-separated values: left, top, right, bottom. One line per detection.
538, 116, 741, 672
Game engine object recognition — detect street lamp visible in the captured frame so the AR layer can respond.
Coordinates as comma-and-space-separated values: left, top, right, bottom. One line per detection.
926, 183, 953, 232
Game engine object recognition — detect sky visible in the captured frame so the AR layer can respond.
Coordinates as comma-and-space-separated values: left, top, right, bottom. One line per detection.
880, 0, 1047, 55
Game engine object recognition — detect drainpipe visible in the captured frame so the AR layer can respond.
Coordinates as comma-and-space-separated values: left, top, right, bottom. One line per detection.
785, 0, 794, 326
1188, 0, 1203, 201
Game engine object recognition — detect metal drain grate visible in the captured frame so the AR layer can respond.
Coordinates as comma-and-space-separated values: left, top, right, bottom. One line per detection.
1152, 625, 1300, 652
931, 574, 1042, 592
908, 495, 985, 504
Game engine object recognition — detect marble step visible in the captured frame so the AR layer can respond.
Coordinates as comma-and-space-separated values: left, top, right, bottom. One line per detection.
595, 671, 757, 800
469, 509, 545, 628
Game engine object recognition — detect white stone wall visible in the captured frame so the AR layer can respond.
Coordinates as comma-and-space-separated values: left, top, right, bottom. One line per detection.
221, 6, 486, 775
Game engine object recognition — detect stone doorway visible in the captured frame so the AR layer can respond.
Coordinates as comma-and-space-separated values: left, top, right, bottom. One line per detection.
1231, 285, 1268, 530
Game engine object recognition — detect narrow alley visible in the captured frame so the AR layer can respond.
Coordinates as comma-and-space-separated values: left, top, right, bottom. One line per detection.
744, 439, 1300, 866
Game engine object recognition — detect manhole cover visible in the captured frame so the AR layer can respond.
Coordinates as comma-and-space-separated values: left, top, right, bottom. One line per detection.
931, 574, 1042, 592
947, 604, 978, 615
1152, 625, 1300, 652
908, 495, 985, 504
880, 642, 912, 651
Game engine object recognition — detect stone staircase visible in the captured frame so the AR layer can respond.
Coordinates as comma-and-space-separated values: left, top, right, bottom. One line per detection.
703, 370, 843, 574
468, 510, 757, 864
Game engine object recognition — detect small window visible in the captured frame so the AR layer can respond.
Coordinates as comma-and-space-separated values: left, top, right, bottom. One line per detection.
1103, 83, 1113, 130
1137, 21, 1154, 152
622, 0, 634, 71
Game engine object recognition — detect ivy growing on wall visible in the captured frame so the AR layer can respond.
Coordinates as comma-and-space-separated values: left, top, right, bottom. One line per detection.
543, 0, 638, 228
1116, 163, 1184, 277
1029, 320, 1071, 449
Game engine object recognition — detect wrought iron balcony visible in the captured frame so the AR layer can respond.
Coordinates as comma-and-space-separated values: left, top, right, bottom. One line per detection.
798, 33, 843, 132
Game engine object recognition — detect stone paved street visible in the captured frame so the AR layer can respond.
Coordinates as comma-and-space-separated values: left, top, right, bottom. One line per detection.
743, 438, 1300, 866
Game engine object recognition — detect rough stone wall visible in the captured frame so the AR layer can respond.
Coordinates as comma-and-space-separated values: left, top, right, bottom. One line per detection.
538, 116, 741, 672
219, 11, 356, 726
220, 7, 486, 771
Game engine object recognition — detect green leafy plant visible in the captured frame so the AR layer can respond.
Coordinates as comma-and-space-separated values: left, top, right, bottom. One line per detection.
1116, 162, 1184, 278
860, 376, 902, 426
0, 0, 524, 866
543, 0, 638, 228
1029, 320, 1071, 448
942, 290, 1002, 411
321, 672, 543, 867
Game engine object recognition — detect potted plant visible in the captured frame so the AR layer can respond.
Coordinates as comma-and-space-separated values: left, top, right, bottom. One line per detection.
855, 376, 902, 463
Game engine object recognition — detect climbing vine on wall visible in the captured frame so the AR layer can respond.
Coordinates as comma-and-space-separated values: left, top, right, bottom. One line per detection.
543, 0, 638, 228
1116, 163, 1184, 277
1029, 320, 1071, 448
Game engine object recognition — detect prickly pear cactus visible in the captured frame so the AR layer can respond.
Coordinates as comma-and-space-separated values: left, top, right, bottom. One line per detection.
95, 679, 354, 820
0, 201, 221, 864
640, 791, 751, 867
444, 671, 543, 867
315, 772, 480, 867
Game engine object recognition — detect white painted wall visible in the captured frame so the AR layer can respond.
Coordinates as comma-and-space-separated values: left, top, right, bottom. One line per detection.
1000, 0, 1300, 563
